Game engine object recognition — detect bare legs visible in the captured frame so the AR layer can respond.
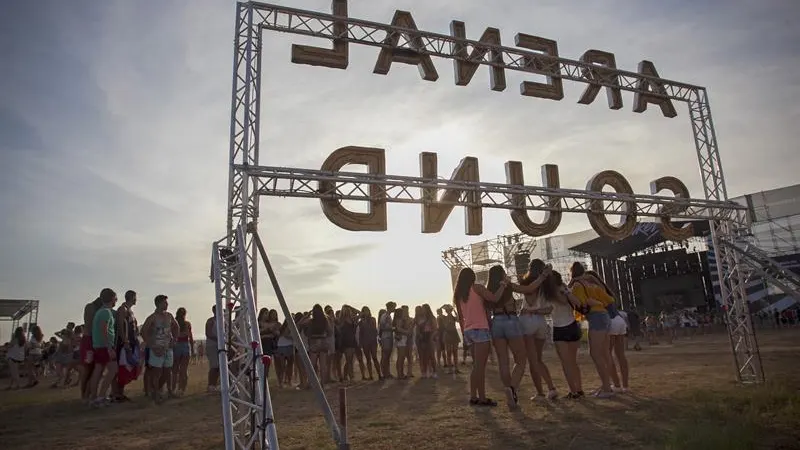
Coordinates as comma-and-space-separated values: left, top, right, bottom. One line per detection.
523, 334, 556, 398
343, 348, 356, 381
362, 344, 380, 380
380, 342, 393, 379
355, 348, 366, 380
493, 336, 526, 408
88, 361, 118, 404
80, 364, 94, 400
588, 328, 613, 395
469, 341, 491, 402
172, 355, 190, 395
310, 351, 327, 385
554, 341, 582, 395
395, 346, 408, 378
295, 350, 307, 388
608, 335, 629, 390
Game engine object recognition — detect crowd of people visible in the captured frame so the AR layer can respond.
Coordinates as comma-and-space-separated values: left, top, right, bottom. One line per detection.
2, 289, 197, 407
248, 260, 636, 409
4, 257, 791, 411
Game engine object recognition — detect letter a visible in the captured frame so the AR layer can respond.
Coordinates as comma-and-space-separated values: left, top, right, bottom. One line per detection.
373, 11, 439, 81
505, 162, 562, 236
420, 152, 481, 235
319, 146, 388, 231
633, 60, 677, 118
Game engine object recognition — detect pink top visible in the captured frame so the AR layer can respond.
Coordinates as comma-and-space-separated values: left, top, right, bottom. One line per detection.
461, 287, 489, 331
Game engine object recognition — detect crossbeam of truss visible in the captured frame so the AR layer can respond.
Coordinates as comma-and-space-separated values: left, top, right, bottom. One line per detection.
249, 2, 702, 101
241, 164, 747, 225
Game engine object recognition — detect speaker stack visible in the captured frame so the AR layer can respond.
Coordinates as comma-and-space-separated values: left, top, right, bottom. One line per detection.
514, 251, 531, 277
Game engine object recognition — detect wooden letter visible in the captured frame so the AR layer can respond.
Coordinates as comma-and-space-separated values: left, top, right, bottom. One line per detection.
420, 152, 481, 235
586, 170, 638, 240
633, 60, 677, 118
514, 33, 564, 100
319, 146, 387, 231
373, 11, 438, 81
651, 176, 694, 241
578, 50, 623, 110
290, 0, 349, 69
505, 162, 562, 236
450, 21, 506, 91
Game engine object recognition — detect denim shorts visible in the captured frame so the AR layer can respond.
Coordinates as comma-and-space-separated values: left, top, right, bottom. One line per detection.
519, 314, 548, 340
490, 314, 523, 340
463, 328, 492, 345
173, 342, 191, 358
587, 311, 611, 332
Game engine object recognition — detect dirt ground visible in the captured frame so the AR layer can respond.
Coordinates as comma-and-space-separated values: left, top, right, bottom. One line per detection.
2, 329, 799, 450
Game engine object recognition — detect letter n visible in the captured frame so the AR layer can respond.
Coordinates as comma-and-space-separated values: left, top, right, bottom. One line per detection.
420, 152, 481, 235
505, 162, 562, 236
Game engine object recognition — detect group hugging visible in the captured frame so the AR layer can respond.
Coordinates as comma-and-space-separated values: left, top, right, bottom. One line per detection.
453, 259, 629, 409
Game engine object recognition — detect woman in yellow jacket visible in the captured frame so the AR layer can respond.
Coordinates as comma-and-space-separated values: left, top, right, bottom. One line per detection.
569, 262, 615, 398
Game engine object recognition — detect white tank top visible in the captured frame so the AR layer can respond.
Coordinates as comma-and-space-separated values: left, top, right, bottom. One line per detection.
550, 297, 576, 328
519, 292, 544, 314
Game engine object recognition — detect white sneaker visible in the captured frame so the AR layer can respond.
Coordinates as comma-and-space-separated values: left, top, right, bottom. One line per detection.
530, 394, 546, 402
594, 390, 614, 399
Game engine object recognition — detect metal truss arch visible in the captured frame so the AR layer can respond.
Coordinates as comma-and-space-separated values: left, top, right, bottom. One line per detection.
215, 2, 769, 449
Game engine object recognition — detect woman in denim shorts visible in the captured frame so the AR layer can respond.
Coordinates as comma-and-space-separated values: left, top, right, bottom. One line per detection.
453, 267, 509, 407
509, 259, 559, 401
486, 265, 528, 410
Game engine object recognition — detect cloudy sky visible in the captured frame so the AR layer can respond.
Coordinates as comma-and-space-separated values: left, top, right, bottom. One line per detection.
1, 0, 798, 338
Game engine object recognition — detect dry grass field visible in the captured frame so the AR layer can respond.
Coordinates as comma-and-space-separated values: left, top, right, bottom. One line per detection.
2, 329, 799, 450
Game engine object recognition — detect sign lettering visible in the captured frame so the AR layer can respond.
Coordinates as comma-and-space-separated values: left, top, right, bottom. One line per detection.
318, 147, 692, 242
290, 0, 678, 117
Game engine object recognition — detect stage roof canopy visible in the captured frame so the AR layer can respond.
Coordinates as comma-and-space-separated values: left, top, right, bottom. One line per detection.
0, 299, 39, 321
568, 220, 710, 259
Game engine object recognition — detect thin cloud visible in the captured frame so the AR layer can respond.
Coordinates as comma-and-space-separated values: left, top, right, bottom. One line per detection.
313, 243, 380, 260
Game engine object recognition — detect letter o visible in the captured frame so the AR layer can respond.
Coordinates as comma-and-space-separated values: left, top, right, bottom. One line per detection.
586, 170, 637, 240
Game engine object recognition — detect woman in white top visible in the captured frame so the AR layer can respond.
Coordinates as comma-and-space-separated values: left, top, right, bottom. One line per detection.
5, 327, 26, 390
274, 317, 294, 389
509, 259, 558, 401
545, 271, 587, 399
26, 325, 44, 388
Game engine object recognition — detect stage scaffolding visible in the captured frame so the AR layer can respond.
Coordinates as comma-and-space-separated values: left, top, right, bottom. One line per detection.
0, 299, 40, 340
442, 233, 538, 285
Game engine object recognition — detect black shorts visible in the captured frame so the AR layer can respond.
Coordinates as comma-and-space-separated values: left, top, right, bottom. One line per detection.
553, 322, 581, 342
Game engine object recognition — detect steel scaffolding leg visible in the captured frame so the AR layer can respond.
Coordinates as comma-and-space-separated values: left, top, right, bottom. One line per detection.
709, 220, 764, 384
